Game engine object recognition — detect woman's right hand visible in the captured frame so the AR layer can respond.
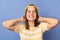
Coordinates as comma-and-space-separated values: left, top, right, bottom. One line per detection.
17, 16, 26, 22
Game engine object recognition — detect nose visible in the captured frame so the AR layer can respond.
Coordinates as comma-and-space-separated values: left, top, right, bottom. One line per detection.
30, 11, 33, 15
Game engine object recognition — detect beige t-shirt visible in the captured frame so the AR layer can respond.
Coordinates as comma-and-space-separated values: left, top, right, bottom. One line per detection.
15, 22, 48, 40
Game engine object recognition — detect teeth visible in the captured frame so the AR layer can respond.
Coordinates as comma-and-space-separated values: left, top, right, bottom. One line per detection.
29, 16, 33, 17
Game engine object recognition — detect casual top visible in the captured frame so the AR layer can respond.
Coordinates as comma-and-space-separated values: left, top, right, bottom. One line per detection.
15, 22, 49, 40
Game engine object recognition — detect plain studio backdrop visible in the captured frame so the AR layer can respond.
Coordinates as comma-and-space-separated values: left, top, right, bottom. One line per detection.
0, 0, 60, 40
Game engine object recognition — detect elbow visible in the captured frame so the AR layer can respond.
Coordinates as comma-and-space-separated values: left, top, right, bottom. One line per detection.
2, 21, 8, 28
54, 19, 59, 26
55, 19, 59, 25
51, 19, 59, 27
49, 19, 59, 30
2, 21, 6, 27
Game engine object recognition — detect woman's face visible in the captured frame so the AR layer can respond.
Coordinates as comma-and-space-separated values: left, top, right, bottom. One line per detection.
26, 6, 36, 21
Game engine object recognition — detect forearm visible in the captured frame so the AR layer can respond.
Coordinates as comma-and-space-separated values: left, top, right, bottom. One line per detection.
2, 18, 22, 27
39, 16, 58, 25
42, 18, 58, 24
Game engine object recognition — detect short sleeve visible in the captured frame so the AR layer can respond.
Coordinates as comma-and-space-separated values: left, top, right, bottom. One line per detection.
14, 23, 23, 33
40, 22, 49, 33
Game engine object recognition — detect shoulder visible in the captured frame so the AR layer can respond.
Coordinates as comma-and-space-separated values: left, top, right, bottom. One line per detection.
38, 22, 48, 30
39, 22, 49, 33
14, 23, 25, 33
38, 22, 48, 27
15, 23, 25, 27
15, 23, 25, 30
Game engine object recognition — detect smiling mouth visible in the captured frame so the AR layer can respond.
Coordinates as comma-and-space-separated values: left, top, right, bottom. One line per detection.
29, 15, 34, 18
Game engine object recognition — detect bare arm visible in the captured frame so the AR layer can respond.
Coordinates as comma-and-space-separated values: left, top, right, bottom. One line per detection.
2, 17, 25, 31
38, 16, 59, 30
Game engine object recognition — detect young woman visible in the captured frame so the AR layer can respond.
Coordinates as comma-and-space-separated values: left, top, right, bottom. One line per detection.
2, 4, 59, 40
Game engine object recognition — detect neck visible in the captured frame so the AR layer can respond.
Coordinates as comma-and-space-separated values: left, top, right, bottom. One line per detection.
28, 21, 35, 27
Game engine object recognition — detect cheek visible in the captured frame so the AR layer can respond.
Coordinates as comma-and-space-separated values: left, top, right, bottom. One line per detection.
26, 13, 28, 17
34, 13, 36, 18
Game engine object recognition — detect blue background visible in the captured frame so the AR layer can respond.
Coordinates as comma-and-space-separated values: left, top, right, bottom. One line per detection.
0, 0, 60, 40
